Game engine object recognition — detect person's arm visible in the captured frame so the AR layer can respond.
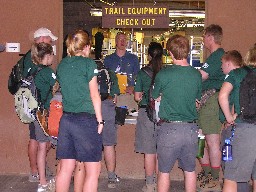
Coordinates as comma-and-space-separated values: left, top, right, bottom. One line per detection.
218, 82, 236, 124
198, 69, 209, 81
134, 92, 143, 102
89, 76, 103, 134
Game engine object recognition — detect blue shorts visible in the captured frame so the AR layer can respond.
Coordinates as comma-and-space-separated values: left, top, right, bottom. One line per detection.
223, 123, 256, 182
56, 112, 102, 162
102, 99, 117, 146
135, 108, 157, 154
157, 122, 198, 173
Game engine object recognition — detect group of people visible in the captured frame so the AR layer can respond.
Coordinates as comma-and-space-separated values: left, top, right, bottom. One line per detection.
19, 24, 256, 192
134, 23, 256, 192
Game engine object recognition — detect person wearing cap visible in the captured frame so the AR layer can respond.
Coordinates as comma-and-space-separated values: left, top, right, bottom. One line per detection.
21, 27, 58, 184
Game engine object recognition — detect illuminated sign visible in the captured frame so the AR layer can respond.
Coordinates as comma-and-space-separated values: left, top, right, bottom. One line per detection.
102, 6, 169, 28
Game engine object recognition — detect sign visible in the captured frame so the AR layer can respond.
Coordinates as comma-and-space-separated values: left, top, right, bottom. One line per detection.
102, 6, 169, 29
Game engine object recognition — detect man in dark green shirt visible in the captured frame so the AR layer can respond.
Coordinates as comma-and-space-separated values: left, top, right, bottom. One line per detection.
197, 24, 224, 191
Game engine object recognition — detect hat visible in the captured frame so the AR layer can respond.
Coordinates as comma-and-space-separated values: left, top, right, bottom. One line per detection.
34, 28, 58, 41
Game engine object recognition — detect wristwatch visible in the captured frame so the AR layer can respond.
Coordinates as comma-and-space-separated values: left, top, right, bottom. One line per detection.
98, 120, 105, 125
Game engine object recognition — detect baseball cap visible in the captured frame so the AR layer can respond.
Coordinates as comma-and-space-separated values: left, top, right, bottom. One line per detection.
34, 27, 58, 41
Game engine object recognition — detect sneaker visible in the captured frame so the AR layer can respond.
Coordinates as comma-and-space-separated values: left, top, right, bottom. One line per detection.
28, 173, 39, 182
108, 176, 120, 189
197, 175, 222, 192
37, 183, 50, 192
142, 183, 157, 192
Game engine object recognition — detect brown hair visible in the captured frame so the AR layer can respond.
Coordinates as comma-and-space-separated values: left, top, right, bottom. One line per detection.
31, 42, 53, 64
166, 35, 189, 60
204, 24, 223, 45
148, 42, 163, 82
222, 50, 243, 67
66, 30, 90, 56
244, 43, 256, 67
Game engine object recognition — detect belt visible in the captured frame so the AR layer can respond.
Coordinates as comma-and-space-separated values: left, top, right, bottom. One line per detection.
107, 95, 114, 100
159, 119, 197, 124
139, 105, 147, 108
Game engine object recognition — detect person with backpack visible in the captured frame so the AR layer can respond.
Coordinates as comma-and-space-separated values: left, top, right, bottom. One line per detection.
219, 50, 250, 192
30, 42, 57, 192
152, 35, 202, 192
55, 30, 103, 192
19, 27, 57, 183
134, 42, 163, 192
219, 44, 256, 192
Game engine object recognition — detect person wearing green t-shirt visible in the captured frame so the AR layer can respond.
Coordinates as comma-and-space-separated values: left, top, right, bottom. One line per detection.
152, 35, 202, 192
30, 42, 57, 192
56, 30, 103, 192
218, 50, 251, 192
220, 45, 256, 192
134, 42, 163, 192
23, 28, 58, 184
197, 24, 225, 191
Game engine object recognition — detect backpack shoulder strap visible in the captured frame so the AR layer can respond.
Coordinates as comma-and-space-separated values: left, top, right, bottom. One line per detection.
142, 66, 153, 79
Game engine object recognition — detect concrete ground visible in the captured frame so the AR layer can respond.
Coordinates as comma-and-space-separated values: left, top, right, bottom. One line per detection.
0, 174, 185, 192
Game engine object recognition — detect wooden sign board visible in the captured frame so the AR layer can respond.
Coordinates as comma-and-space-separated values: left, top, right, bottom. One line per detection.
102, 6, 169, 29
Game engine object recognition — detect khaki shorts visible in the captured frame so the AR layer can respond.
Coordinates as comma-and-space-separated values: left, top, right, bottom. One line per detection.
198, 92, 222, 135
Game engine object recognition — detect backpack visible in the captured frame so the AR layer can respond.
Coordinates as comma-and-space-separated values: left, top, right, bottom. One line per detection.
8, 52, 28, 95
47, 92, 63, 138
14, 68, 42, 123
239, 67, 256, 123
141, 66, 159, 123
95, 60, 112, 101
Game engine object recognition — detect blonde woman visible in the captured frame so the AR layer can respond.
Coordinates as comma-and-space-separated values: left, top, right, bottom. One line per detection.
56, 30, 103, 192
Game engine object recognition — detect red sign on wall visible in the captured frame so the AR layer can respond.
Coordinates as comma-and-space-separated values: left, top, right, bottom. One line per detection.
102, 6, 169, 29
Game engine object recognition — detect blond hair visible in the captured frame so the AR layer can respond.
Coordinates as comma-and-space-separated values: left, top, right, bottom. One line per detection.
244, 44, 256, 67
66, 30, 90, 56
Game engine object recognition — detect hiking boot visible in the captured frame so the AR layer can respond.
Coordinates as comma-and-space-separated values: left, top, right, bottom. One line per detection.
196, 170, 207, 186
28, 173, 39, 182
142, 183, 157, 192
108, 176, 120, 188
197, 175, 222, 192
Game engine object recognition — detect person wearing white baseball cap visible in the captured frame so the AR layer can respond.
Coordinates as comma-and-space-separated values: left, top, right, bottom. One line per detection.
34, 27, 58, 42
21, 27, 58, 188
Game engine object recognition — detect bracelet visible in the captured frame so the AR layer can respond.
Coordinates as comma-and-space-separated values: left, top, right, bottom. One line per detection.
98, 120, 105, 125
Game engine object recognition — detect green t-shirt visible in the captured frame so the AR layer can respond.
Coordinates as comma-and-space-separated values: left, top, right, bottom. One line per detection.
57, 56, 98, 114
134, 68, 152, 106
152, 65, 202, 121
31, 64, 56, 109
201, 48, 225, 91
223, 67, 253, 123
109, 70, 120, 96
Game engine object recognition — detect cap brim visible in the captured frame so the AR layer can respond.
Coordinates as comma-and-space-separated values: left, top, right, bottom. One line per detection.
49, 34, 58, 41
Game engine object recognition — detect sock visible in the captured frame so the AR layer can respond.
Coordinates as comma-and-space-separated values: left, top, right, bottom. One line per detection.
146, 174, 155, 185
202, 164, 211, 176
211, 166, 220, 180
108, 171, 116, 181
